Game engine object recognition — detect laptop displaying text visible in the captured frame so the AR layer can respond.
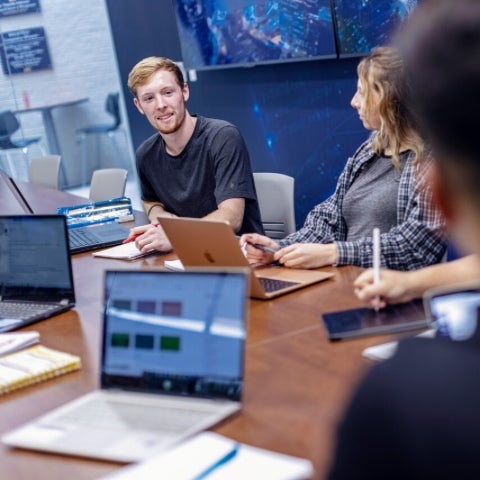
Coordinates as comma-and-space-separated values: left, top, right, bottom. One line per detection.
0, 215, 75, 332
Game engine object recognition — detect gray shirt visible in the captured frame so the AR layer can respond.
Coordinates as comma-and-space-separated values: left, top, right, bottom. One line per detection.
342, 153, 406, 241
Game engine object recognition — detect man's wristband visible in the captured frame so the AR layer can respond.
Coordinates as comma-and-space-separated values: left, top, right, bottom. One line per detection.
146, 203, 162, 217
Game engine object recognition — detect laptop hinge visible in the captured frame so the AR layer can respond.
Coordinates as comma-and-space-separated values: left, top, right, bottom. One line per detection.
60, 299, 70, 305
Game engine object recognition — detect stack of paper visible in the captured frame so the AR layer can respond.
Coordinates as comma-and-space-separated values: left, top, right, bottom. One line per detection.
100, 431, 314, 480
93, 242, 158, 260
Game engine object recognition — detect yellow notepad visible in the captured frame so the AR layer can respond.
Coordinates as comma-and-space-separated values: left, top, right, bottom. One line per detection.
0, 345, 81, 395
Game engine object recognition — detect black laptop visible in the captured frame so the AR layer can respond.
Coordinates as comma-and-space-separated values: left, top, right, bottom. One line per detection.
67, 221, 129, 254
0, 215, 76, 332
5, 174, 129, 254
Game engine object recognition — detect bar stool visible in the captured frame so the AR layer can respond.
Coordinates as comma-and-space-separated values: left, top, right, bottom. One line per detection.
0, 110, 46, 180
77, 92, 130, 186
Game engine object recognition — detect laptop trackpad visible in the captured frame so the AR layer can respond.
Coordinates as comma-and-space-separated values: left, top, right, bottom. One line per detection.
19, 425, 173, 461
10, 424, 66, 444
56, 429, 173, 461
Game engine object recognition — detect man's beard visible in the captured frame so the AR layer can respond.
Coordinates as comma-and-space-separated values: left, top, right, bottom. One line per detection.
158, 108, 186, 135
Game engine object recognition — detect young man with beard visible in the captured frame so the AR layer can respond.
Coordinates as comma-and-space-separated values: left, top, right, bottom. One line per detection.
126, 56, 263, 253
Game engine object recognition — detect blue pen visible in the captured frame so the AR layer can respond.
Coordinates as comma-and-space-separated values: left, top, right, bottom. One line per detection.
192, 443, 240, 480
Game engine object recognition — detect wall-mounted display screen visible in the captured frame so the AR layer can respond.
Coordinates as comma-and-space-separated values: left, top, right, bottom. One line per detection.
332, 0, 418, 57
172, 0, 337, 70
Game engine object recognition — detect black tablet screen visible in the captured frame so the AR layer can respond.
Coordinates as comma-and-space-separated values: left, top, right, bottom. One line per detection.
322, 299, 427, 340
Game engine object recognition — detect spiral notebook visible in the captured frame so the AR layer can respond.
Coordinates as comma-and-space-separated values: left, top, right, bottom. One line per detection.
0, 344, 81, 395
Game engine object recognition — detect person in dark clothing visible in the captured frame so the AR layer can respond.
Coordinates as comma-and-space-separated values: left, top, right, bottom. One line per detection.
126, 56, 263, 253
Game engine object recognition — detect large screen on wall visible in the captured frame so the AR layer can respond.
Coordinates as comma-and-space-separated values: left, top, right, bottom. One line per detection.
332, 0, 418, 57
172, 0, 337, 70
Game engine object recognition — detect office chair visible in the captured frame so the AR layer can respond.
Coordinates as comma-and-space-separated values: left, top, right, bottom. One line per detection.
253, 172, 296, 239
89, 168, 127, 202
0, 110, 45, 180
77, 92, 131, 186
28, 155, 62, 190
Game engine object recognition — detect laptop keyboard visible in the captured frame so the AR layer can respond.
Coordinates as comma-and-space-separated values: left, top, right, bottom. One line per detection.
0, 301, 57, 320
68, 228, 97, 248
258, 277, 299, 293
53, 397, 218, 432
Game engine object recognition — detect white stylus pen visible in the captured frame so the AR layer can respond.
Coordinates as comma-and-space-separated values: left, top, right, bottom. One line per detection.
373, 227, 381, 312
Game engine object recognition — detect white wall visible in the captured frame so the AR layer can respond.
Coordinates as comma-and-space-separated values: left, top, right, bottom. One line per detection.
0, 0, 135, 186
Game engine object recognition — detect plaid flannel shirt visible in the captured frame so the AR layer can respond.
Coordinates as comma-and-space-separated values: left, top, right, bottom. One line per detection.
278, 139, 447, 270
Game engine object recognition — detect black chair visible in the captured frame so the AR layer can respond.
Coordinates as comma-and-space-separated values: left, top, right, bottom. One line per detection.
77, 92, 130, 186
0, 110, 45, 179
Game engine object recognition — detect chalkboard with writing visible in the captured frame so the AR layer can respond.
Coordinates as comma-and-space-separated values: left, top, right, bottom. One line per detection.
0, 27, 52, 75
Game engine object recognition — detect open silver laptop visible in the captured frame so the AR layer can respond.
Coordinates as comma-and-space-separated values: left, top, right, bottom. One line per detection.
2, 268, 248, 462
158, 217, 334, 299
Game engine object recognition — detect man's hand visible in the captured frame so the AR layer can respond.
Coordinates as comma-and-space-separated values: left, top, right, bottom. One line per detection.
354, 268, 413, 309
127, 224, 172, 253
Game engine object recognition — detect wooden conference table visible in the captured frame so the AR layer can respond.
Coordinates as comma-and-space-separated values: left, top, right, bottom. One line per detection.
0, 178, 403, 480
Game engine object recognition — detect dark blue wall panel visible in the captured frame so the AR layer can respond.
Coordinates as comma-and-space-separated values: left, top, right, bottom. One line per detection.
106, 0, 367, 227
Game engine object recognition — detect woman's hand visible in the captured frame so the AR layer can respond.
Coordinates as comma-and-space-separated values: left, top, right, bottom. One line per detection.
274, 243, 338, 269
239, 233, 279, 265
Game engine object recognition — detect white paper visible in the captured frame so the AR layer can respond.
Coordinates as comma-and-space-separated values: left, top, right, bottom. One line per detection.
92, 242, 156, 260
164, 259, 185, 271
0, 332, 40, 356
100, 432, 314, 480
362, 329, 436, 361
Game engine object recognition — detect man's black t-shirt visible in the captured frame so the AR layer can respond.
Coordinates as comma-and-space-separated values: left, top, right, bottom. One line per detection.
136, 115, 263, 234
